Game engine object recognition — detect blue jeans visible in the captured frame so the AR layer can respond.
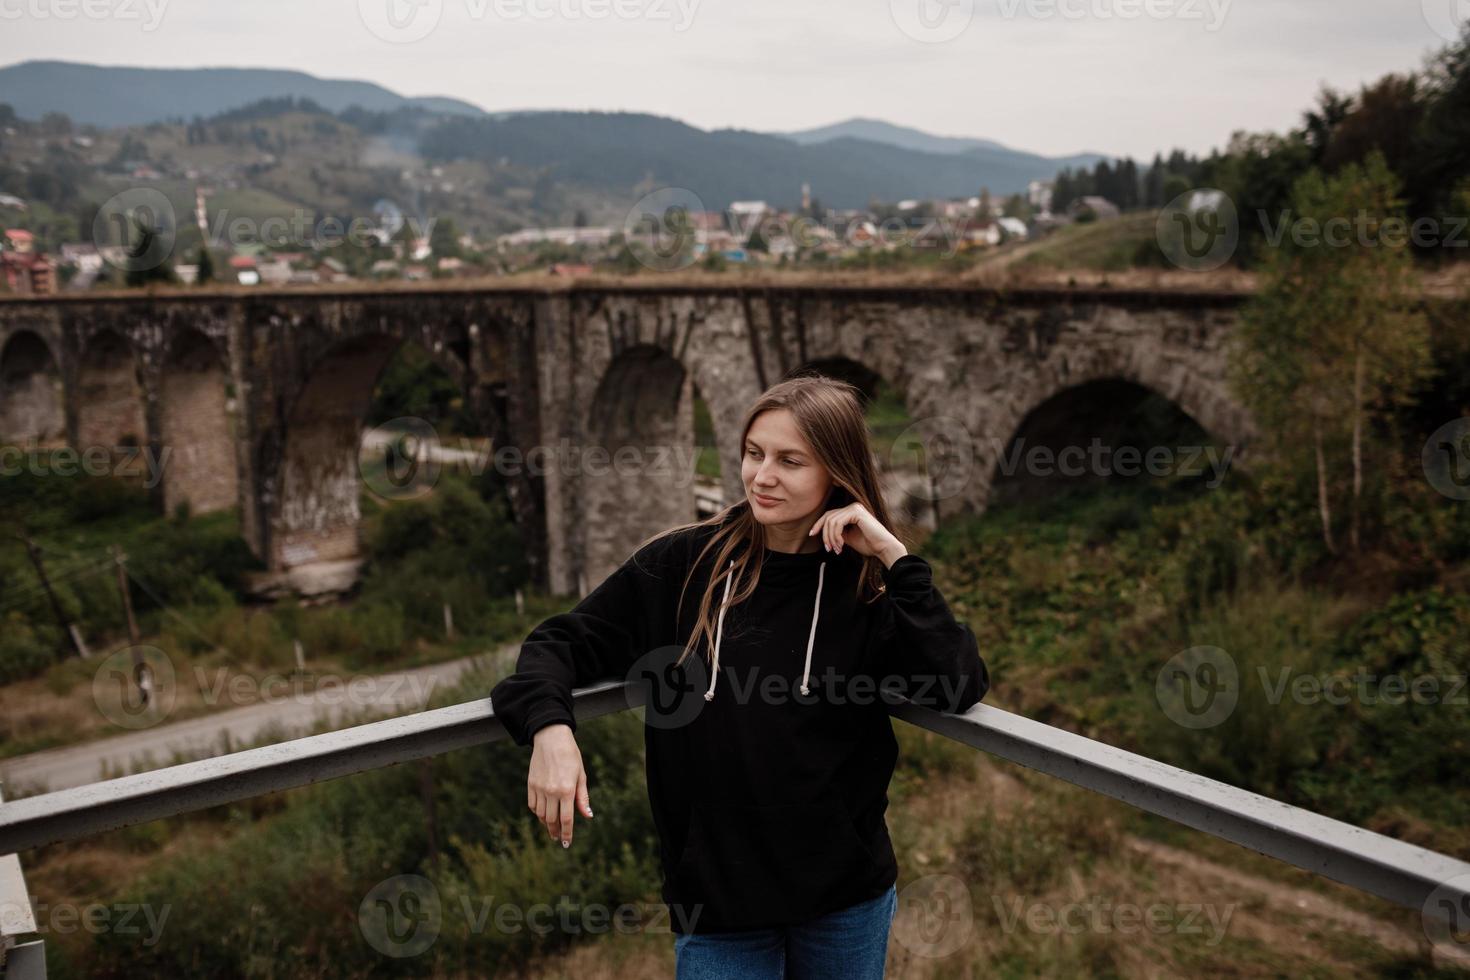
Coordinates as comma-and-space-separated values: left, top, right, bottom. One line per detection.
673, 883, 897, 979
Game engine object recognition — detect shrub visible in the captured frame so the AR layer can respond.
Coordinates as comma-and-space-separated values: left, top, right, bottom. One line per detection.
0, 612, 53, 684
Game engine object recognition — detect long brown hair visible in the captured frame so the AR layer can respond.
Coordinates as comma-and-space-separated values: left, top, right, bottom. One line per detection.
632, 373, 906, 673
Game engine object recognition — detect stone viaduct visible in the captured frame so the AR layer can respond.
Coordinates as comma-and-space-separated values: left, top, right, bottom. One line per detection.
0, 284, 1254, 596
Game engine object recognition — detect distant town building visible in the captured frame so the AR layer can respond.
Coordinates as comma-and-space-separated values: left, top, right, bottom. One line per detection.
1, 229, 56, 294
727, 201, 770, 236
60, 243, 103, 273
993, 216, 1029, 243
1068, 196, 1120, 220
1027, 180, 1054, 214
0, 194, 27, 211
689, 211, 726, 235
4, 229, 35, 253
498, 227, 615, 248
316, 257, 350, 282
1, 250, 56, 294
257, 260, 293, 285
228, 254, 259, 286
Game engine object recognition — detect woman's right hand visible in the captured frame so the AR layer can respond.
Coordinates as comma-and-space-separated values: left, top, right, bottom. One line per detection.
528, 723, 594, 847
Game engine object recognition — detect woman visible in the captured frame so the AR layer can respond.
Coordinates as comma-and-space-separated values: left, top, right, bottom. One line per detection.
490, 375, 990, 978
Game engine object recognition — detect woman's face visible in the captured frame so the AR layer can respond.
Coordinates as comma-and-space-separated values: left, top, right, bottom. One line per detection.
741, 409, 835, 527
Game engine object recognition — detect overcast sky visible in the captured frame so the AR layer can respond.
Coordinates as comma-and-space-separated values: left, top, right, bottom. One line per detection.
1, 0, 1458, 159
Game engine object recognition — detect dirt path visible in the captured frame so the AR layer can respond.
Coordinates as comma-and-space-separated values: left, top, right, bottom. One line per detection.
0, 646, 515, 795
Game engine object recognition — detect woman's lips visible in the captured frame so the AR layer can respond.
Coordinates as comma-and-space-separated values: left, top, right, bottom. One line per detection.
753, 493, 782, 506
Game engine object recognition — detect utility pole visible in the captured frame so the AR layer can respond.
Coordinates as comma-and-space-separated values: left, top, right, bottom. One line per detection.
14, 531, 88, 660
111, 545, 151, 707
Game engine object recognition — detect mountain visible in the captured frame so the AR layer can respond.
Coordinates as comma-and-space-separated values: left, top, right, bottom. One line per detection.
0, 61, 487, 128
0, 61, 1106, 211
779, 117, 1011, 156
421, 111, 1089, 207
780, 117, 1106, 179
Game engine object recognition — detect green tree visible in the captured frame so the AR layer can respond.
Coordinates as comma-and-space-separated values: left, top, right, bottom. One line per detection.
123, 210, 178, 288
1230, 151, 1433, 554
429, 216, 463, 258
1002, 194, 1031, 220
746, 221, 770, 253
196, 245, 215, 285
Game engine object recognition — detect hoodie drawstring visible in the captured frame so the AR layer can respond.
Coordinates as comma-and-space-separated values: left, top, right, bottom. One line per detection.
704, 560, 736, 701
703, 556, 827, 702
800, 559, 827, 696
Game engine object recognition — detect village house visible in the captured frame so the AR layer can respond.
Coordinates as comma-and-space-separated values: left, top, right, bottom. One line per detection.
1067, 195, 1120, 221
1, 229, 58, 295
315, 257, 351, 283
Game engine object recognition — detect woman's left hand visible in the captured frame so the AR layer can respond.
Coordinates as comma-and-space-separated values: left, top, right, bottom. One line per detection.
808, 503, 907, 564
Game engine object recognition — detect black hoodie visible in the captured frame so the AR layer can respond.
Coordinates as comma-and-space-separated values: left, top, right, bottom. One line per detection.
489, 517, 990, 934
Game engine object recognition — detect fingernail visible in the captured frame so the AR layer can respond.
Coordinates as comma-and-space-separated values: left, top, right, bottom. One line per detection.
562, 840, 569, 848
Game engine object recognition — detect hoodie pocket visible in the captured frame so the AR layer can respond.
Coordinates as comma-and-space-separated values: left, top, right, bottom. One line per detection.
672, 797, 879, 928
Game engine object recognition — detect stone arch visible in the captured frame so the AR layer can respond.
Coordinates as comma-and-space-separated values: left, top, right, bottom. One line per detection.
76, 329, 147, 469
974, 339, 1252, 511
0, 329, 65, 446
787, 357, 883, 404
160, 328, 238, 517
266, 333, 472, 592
582, 343, 696, 589
986, 375, 1244, 509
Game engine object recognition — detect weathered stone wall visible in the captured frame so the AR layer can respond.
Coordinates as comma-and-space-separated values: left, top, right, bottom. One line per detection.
0, 285, 1253, 598
0, 325, 65, 445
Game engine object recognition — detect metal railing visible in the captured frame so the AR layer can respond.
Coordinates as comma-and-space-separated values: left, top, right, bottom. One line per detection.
2, 680, 1469, 972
